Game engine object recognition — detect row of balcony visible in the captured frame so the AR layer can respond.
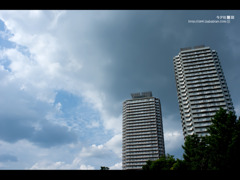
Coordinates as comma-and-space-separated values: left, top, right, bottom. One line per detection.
124, 124, 159, 131
124, 106, 157, 112
182, 53, 212, 61
188, 85, 221, 93
124, 131, 159, 137
185, 68, 217, 78
179, 86, 222, 98
124, 121, 160, 127
190, 95, 225, 106
124, 127, 158, 134
124, 119, 161, 126
124, 143, 159, 149
124, 140, 158, 146
124, 123, 160, 131
123, 147, 159, 152
123, 140, 159, 145
180, 49, 211, 57
124, 98, 156, 105
123, 114, 161, 123
187, 81, 220, 89
184, 66, 216, 74
192, 107, 223, 114
189, 89, 222, 97
124, 105, 156, 111
191, 102, 226, 109
185, 73, 218, 82
183, 57, 214, 67
123, 137, 158, 143
189, 93, 224, 101
192, 112, 218, 118
124, 102, 157, 109
186, 77, 220, 85
124, 109, 158, 116
124, 158, 158, 163
123, 150, 159, 156
184, 62, 215, 71
123, 119, 160, 126
194, 122, 212, 128
123, 165, 143, 170
125, 154, 159, 159
123, 134, 158, 140
125, 113, 158, 118
175, 60, 215, 74
178, 91, 224, 103
123, 162, 146, 166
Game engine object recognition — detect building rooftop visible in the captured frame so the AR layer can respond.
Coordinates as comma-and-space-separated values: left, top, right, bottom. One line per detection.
180, 45, 205, 51
131, 91, 152, 99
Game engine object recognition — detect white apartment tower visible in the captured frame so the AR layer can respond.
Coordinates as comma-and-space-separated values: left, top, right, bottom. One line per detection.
173, 45, 234, 138
122, 92, 165, 170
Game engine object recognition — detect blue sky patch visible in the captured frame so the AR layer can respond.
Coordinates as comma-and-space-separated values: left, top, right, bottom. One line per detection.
53, 90, 110, 145
0, 19, 15, 49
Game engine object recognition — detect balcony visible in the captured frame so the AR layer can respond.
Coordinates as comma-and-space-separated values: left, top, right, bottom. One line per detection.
184, 62, 215, 71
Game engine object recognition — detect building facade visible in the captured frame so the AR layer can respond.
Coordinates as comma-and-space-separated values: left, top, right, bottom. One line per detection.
122, 92, 165, 170
173, 45, 234, 138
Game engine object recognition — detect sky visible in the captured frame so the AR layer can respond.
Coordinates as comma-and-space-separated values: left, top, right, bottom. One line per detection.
0, 10, 240, 169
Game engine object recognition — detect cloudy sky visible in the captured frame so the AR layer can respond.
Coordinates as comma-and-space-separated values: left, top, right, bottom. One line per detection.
0, 10, 240, 169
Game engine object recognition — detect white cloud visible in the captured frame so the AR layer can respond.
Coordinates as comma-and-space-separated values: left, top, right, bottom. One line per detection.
162, 114, 184, 158
25, 134, 121, 170
105, 134, 122, 158
79, 164, 95, 170
30, 160, 65, 169
234, 103, 240, 117
86, 120, 100, 128
0, 139, 96, 170
164, 131, 183, 151
64, 135, 122, 169
0, 65, 78, 147
0, 10, 213, 168
110, 162, 122, 170
55, 102, 62, 112
30, 160, 95, 170
0, 140, 55, 169
79, 144, 106, 159
0, 10, 121, 136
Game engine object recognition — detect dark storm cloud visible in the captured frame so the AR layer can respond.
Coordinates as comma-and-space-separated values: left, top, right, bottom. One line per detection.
1, 10, 239, 165
86, 10, 240, 118
2, 9, 237, 153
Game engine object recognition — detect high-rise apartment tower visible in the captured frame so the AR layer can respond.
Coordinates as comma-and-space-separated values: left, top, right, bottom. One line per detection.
122, 92, 165, 170
173, 45, 234, 138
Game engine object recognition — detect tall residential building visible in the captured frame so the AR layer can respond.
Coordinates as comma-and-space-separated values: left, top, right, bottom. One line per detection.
122, 91, 165, 170
173, 45, 234, 138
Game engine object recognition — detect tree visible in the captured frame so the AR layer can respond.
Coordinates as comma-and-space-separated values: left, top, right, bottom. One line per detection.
207, 108, 240, 170
182, 108, 240, 170
142, 154, 176, 170
100, 166, 109, 170
142, 160, 152, 170
142, 108, 240, 170
182, 134, 209, 170
171, 159, 187, 170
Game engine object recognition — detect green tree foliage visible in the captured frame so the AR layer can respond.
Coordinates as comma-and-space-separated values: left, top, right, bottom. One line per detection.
182, 134, 209, 170
142, 154, 177, 170
100, 166, 109, 170
142, 108, 240, 170
171, 158, 187, 170
207, 108, 240, 170
182, 108, 240, 170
